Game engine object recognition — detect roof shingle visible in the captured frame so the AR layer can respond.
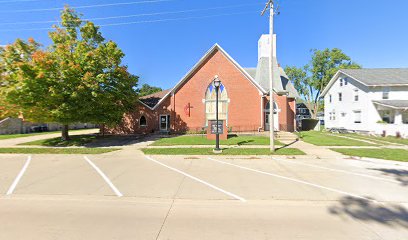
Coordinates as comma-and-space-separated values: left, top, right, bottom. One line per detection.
139, 89, 170, 108
341, 68, 408, 86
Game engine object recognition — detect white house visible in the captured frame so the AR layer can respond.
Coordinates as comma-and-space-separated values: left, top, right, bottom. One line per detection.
321, 68, 408, 138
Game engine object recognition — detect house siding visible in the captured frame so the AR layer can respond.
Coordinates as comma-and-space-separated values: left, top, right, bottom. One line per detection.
324, 72, 408, 137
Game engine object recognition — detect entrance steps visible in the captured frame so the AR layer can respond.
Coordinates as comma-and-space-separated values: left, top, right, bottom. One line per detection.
276, 131, 299, 142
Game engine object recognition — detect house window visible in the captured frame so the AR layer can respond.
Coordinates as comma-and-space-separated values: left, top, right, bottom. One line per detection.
354, 110, 362, 123
340, 79, 343, 86
140, 116, 147, 127
338, 93, 342, 101
354, 89, 359, 101
330, 110, 336, 121
329, 94, 332, 103
382, 88, 390, 100
344, 78, 348, 85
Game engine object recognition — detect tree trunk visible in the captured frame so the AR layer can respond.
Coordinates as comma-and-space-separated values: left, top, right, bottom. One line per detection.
101, 124, 105, 137
61, 125, 70, 141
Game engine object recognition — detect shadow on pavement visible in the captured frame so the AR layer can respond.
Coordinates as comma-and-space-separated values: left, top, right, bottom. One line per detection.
276, 139, 298, 150
328, 196, 408, 228
369, 168, 408, 186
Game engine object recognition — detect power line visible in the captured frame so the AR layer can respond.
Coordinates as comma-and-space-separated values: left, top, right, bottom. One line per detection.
0, 0, 173, 13
0, 0, 41, 3
0, 11, 258, 32
0, 3, 263, 26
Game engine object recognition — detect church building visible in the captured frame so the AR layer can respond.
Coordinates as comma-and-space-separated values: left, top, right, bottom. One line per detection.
106, 34, 298, 135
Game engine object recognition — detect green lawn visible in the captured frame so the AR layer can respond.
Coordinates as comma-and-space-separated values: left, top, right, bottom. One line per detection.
19, 134, 97, 147
142, 147, 304, 155
341, 133, 408, 146
0, 147, 120, 154
0, 128, 98, 140
151, 135, 283, 146
331, 148, 408, 162
298, 131, 376, 146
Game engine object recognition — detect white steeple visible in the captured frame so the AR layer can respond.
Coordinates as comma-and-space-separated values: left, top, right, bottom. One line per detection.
258, 34, 277, 60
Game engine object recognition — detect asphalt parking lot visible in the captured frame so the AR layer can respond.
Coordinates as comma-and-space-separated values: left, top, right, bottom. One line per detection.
0, 148, 407, 239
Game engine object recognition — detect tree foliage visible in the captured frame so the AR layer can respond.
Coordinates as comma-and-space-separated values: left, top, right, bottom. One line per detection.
138, 83, 163, 97
285, 48, 361, 118
0, 7, 139, 140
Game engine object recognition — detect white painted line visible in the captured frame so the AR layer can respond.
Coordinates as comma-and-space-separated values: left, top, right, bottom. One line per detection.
271, 157, 400, 184
84, 156, 123, 197
6, 155, 31, 196
145, 156, 246, 202
208, 157, 377, 203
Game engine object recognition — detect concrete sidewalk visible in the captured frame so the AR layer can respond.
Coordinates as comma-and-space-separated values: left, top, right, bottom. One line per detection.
280, 140, 344, 159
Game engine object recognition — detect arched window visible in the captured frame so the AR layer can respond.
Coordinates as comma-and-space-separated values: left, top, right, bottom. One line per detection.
265, 101, 279, 114
205, 82, 228, 125
140, 116, 147, 127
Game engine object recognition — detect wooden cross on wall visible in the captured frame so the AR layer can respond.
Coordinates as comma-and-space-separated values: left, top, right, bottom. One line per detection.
184, 103, 193, 117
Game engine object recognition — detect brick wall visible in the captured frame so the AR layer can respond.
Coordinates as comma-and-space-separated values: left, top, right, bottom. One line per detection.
107, 48, 296, 134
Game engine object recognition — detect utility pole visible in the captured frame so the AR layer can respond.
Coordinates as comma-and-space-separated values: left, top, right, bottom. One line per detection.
261, 0, 276, 152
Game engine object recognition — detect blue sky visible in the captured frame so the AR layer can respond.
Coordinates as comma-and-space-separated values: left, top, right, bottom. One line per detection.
1, 0, 407, 89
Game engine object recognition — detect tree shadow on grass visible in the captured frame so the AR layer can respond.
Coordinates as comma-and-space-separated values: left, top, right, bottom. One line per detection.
328, 196, 408, 229
368, 168, 408, 186
237, 140, 254, 146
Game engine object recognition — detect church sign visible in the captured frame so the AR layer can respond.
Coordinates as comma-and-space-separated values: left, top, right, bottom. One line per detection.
207, 120, 228, 140
210, 120, 224, 134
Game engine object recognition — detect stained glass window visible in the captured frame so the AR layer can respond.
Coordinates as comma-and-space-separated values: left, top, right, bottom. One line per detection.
205, 83, 228, 122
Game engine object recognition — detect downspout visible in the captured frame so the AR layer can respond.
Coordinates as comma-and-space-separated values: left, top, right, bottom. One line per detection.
259, 95, 264, 132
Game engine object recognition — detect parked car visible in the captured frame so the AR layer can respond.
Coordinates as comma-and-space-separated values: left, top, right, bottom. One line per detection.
30, 125, 48, 132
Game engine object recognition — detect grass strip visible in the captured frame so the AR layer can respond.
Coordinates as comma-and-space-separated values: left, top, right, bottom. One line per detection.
298, 131, 376, 146
0, 147, 120, 154
331, 148, 408, 162
151, 135, 283, 146
342, 133, 408, 146
142, 147, 305, 155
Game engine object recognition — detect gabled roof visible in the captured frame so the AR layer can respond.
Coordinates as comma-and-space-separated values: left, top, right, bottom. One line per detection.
342, 68, 408, 86
149, 44, 267, 110
139, 89, 170, 109
322, 68, 408, 97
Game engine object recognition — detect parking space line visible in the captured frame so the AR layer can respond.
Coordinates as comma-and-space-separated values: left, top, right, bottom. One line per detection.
144, 156, 246, 202
6, 155, 31, 196
84, 156, 123, 197
208, 157, 377, 203
271, 157, 400, 184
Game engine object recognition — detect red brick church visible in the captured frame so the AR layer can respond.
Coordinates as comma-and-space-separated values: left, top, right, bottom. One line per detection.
106, 34, 298, 135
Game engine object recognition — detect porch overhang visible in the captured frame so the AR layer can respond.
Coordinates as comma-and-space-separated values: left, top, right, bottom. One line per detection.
372, 100, 408, 110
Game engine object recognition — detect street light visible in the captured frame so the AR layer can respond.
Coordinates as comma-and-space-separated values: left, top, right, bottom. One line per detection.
213, 76, 221, 152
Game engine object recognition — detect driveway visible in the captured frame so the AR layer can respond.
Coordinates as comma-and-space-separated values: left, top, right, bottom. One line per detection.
0, 147, 407, 239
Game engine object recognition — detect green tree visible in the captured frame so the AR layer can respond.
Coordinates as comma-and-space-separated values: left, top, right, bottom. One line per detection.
0, 7, 139, 140
0, 39, 40, 119
138, 83, 163, 97
285, 48, 361, 118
